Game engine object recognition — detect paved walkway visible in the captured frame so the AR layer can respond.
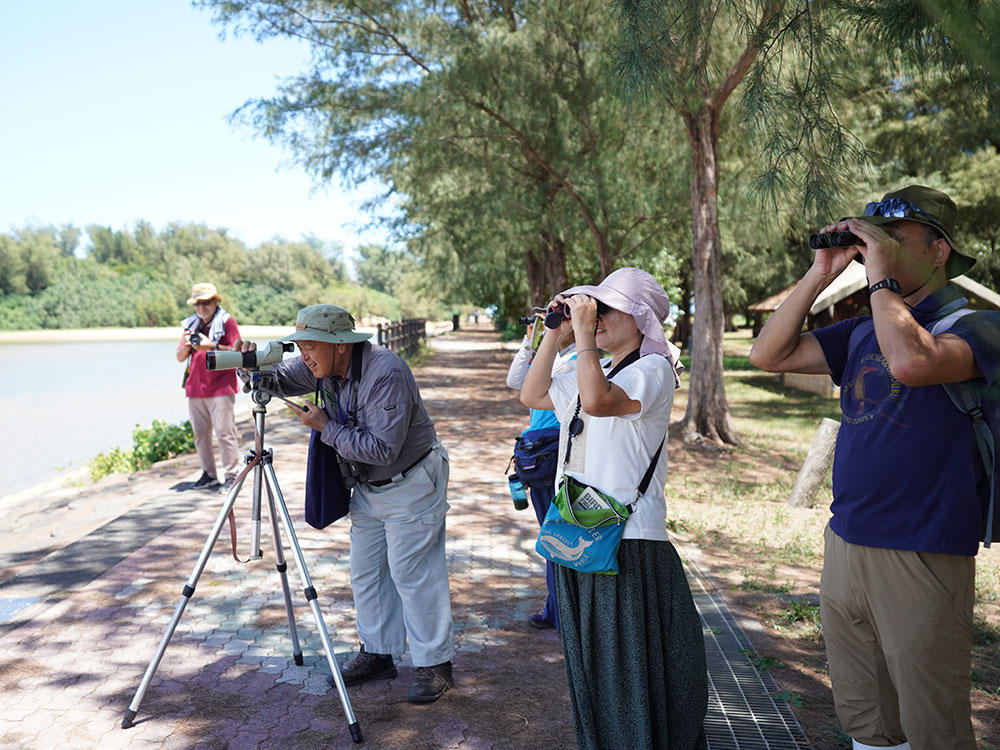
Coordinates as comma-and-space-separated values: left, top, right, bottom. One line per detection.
0, 328, 809, 750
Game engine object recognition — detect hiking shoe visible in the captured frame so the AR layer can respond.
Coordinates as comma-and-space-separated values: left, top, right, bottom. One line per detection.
337, 646, 397, 687
217, 477, 236, 495
528, 612, 554, 630
407, 661, 453, 704
191, 472, 220, 490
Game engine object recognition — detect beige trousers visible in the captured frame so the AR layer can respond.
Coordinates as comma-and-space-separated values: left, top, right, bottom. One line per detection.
820, 524, 976, 750
187, 394, 241, 480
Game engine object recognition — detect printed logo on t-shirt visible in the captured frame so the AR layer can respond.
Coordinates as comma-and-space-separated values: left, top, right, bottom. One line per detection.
841, 352, 903, 425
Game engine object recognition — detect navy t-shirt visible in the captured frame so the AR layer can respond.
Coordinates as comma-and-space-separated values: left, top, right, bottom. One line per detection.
811, 286, 1000, 556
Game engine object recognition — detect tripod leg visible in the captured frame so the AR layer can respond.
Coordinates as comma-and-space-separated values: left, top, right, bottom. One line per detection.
263, 479, 304, 665
122, 468, 252, 729
263, 462, 363, 744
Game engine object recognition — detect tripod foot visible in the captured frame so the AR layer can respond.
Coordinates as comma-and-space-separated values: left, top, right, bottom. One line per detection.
121, 709, 137, 729
294, 652, 304, 666
349, 721, 363, 743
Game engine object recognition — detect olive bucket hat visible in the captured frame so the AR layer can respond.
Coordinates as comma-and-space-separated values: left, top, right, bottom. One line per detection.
279, 304, 373, 345
851, 185, 975, 277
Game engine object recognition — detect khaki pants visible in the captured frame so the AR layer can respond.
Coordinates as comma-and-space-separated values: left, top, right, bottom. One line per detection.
188, 394, 241, 481
820, 524, 976, 749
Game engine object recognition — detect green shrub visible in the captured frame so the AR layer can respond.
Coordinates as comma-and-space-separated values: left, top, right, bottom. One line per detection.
87, 446, 134, 481
88, 419, 195, 480
131, 419, 195, 470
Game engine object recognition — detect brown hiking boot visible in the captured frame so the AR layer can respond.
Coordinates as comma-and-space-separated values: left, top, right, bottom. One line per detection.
338, 645, 397, 686
407, 661, 453, 703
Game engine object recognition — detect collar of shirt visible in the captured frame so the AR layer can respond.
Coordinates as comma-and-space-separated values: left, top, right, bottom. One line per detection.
911, 284, 967, 326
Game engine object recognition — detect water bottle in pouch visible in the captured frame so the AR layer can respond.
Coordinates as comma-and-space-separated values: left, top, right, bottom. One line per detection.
508, 476, 529, 510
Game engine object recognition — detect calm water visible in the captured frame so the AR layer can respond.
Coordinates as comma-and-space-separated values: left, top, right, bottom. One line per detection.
0, 339, 242, 498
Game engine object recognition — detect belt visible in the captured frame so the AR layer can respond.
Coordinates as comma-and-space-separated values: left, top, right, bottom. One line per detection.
367, 447, 434, 487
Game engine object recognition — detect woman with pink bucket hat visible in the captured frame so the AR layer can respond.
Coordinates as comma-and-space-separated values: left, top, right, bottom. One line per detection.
521, 267, 708, 749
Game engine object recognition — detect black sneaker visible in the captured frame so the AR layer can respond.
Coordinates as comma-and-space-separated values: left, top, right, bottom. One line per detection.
217, 477, 236, 494
336, 646, 397, 687
191, 472, 220, 490
407, 661, 453, 704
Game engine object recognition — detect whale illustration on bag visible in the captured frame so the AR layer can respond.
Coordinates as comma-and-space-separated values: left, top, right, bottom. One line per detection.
538, 534, 593, 561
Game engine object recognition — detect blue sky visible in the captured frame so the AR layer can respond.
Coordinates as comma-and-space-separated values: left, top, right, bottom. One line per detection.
0, 1, 383, 256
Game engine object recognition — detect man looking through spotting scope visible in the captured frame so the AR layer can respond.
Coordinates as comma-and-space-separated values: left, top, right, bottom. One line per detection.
750, 185, 1000, 750
233, 304, 455, 704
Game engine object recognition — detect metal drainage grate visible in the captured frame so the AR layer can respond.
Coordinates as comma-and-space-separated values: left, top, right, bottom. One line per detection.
685, 561, 812, 750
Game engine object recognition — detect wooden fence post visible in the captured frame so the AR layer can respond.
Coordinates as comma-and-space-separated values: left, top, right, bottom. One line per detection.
787, 417, 840, 508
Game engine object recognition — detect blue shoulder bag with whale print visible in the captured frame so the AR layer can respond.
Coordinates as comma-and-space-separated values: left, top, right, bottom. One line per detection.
535, 440, 663, 575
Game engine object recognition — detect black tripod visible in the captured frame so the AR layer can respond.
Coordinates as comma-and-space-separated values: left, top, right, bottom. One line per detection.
121, 383, 362, 744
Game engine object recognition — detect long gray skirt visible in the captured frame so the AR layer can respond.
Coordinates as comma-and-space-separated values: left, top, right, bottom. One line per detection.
556, 539, 708, 750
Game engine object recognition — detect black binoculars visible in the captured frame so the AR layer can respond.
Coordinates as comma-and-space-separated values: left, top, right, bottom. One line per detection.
809, 231, 862, 249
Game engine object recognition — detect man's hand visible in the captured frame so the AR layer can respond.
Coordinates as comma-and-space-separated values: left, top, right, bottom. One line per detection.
811, 220, 863, 279
286, 400, 329, 432
844, 218, 903, 282
233, 339, 257, 353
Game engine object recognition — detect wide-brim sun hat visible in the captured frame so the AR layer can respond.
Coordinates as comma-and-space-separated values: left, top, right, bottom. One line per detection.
186, 282, 220, 305
560, 267, 683, 380
849, 184, 974, 278
279, 304, 373, 345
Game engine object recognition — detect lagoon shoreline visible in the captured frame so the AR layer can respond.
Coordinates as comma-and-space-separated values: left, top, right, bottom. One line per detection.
0, 325, 300, 345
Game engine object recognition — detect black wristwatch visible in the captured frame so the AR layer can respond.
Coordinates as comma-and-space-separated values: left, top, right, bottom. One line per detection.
868, 278, 902, 296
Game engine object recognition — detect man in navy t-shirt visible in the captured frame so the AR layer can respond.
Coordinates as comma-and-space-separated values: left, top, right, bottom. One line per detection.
750, 185, 1000, 750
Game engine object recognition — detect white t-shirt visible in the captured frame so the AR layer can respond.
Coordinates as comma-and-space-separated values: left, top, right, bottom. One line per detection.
548, 355, 674, 541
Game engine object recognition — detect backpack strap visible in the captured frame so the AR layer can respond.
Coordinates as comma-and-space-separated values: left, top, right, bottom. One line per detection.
932, 308, 996, 547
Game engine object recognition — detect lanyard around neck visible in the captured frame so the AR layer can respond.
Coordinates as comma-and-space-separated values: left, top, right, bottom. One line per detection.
564, 348, 641, 466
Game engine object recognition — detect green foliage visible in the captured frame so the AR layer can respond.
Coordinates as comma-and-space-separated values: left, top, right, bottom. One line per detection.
227, 283, 301, 326
0, 219, 455, 329
772, 689, 804, 707
201, 0, 690, 323
355, 244, 418, 295
88, 447, 134, 482
131, 420, 196, 471
88, 419, 195, 481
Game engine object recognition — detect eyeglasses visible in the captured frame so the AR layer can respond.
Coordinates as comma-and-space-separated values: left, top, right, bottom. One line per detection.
864, 198, 943, 232
193, 300, 214, 307
595, 301, 611, 318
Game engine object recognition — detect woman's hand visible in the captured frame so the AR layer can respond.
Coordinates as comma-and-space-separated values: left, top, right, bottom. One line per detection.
564, 294, 598, 339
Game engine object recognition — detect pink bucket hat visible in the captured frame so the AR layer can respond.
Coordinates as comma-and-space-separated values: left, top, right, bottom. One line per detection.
561, 267, 684, 383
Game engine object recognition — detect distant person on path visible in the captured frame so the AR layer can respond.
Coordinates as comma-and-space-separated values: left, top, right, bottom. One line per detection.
234, 304, 455, 704
177, 282, 241, 493
750, 185, 1000, 750
520, 267, 707, 750
506, 317, 576, 630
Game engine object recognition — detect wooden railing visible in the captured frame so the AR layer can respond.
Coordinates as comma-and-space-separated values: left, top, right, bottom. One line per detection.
377, 318, 426, 359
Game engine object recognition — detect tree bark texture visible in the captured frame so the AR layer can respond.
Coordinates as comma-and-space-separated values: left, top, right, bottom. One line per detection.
787, 418, 840, 508
526, 232, 569, 309
682, 110, 738, 446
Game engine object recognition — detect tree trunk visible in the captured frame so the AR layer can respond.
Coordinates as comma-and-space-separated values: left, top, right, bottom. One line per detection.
673, 270, 692, 348
787, 418, 840, 508
526, 232, 569, 309
541, 231, 568, 298
525, 249, 547, 309
682, 110, 738, 447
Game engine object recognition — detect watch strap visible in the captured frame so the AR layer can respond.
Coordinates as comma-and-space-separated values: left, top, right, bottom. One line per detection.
868, 278, 902, 296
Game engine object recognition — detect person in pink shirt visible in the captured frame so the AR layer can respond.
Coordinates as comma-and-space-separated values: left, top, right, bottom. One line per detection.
176, 282, 241, 493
